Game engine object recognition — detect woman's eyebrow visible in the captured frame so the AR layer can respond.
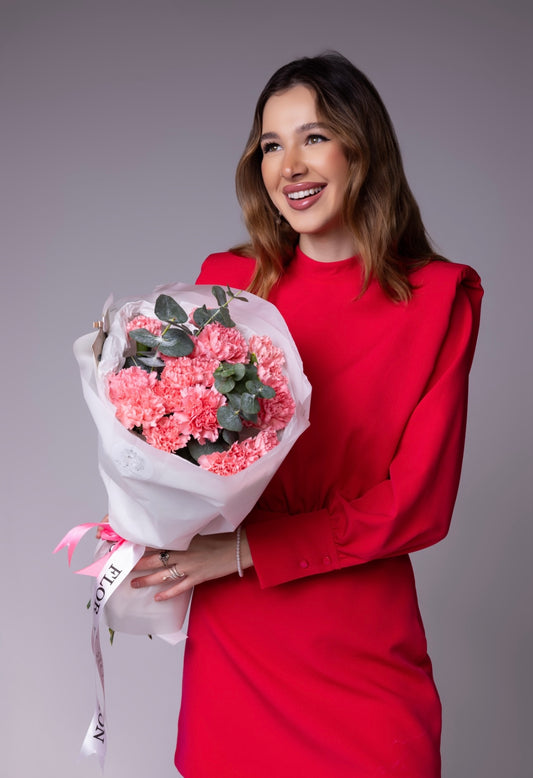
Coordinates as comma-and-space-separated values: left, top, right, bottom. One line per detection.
260, 122, 329, 143
260, 131, 280, 142
297, 122, 329, 133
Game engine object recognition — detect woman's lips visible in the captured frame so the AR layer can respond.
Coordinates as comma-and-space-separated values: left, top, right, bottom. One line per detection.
282, 183, 326, 210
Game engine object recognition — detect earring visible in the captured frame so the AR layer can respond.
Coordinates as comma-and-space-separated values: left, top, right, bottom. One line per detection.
276, 210, 282, 226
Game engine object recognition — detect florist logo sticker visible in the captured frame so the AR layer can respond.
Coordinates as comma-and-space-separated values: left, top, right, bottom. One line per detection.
111, 442, 153, 479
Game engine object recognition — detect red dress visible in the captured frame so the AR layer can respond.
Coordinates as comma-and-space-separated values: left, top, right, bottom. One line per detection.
175, 248, 483, 778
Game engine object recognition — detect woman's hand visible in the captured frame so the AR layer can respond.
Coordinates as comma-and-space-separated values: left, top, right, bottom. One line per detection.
130, 529, 253, 601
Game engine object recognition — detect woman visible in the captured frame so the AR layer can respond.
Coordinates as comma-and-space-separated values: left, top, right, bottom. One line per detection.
132, 53, 482, 777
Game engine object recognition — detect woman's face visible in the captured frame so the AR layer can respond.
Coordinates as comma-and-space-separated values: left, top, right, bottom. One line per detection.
260, 84, 354, 256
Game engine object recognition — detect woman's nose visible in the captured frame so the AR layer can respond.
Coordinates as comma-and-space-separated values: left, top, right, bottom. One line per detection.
281, 146, 306, 179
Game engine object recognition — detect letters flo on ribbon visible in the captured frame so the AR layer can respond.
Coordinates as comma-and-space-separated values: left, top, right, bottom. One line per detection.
79, 541, 145, 768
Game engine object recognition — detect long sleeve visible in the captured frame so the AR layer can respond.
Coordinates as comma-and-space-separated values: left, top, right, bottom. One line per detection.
247, 280, 482, 587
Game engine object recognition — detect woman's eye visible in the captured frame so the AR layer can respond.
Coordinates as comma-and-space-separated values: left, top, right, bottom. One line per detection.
306, 134, 328, 145
262, 142, 281, 154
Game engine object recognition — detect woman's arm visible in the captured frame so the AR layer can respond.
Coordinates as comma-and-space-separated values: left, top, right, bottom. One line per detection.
247, 282, 482, 587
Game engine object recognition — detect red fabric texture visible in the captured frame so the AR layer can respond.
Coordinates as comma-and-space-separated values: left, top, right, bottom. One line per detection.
175, 248, 482, 778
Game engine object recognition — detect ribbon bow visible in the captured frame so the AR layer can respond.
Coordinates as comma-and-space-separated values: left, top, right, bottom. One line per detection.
54, 521, 128, 576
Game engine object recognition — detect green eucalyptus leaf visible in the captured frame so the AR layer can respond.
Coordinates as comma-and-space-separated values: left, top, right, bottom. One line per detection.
227, 286, 248, 302
192, 305, 213, 328
214, 376, 235, 394
215, 362, 237, 378
244, 363, 259, 379
154, 294, 188, 324
244, 378, 263, 395
260, 385, 276, 399
222, 429, 239, 445
128, 328, 161, 348
232, 363, 246, 381
161, 328, 181, 343
217, 405, 243, 432
246, 379, 276, 399
158, 329, 194, 357
212, 286, 227, 306
241, 393, 260, 416
214, 307, 235, 328
227, 393, 242, 411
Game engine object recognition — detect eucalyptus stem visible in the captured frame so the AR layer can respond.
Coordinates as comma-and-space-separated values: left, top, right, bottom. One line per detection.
196, 288, 246, 334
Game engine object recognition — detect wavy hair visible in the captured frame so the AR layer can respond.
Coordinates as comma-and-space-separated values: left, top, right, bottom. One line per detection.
232, 52, 442, 301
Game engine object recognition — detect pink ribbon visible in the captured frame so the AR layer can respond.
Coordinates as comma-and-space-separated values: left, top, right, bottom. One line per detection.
54, 522, 128, 577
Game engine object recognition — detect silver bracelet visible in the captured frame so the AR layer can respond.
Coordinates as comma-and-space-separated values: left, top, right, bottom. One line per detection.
236, 525, 244, 578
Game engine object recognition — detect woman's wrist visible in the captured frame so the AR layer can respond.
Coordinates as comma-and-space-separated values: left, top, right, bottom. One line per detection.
237, 527, 253, 574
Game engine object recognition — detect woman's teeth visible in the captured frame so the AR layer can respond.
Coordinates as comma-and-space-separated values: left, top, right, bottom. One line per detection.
287, 187, 323, 200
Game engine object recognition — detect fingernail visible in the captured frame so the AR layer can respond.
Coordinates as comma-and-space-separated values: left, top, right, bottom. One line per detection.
131, 580, 139, 588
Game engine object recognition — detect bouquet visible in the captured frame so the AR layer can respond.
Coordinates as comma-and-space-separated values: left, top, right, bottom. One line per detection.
59, 282, 311, 637
55, 281, 311, 766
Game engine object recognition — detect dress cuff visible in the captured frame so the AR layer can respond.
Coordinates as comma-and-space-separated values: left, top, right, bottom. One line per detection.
246, 507, 340, 588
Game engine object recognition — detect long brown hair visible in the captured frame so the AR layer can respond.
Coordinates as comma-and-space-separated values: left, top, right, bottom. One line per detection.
233, 52, 442, 301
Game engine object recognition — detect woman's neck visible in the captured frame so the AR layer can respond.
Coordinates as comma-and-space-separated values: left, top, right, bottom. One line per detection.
299, 230, 359, 263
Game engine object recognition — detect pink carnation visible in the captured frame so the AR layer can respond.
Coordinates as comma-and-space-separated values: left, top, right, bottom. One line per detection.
249, 335, 285, 374
258, 386, 295, 431
248, 334, 289, 397
126, 315, 162, 336
194, 323, 249, 364
143, 414, 189, 453
154, 357, 220, 414
172, 385, 225, 444
155, 381, 184, 415
160, 356, 219, 389
107, 366, 166, 429
198, 428, 279, 475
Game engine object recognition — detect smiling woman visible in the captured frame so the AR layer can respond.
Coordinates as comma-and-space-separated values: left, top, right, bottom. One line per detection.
128, 52, 482, 778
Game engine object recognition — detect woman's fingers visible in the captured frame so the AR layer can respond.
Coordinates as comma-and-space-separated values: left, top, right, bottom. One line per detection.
154, 579, 192, 600
131, 565, 194, 597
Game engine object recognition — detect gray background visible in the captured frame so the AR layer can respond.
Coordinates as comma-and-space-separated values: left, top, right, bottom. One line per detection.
2, 0, 531, 776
